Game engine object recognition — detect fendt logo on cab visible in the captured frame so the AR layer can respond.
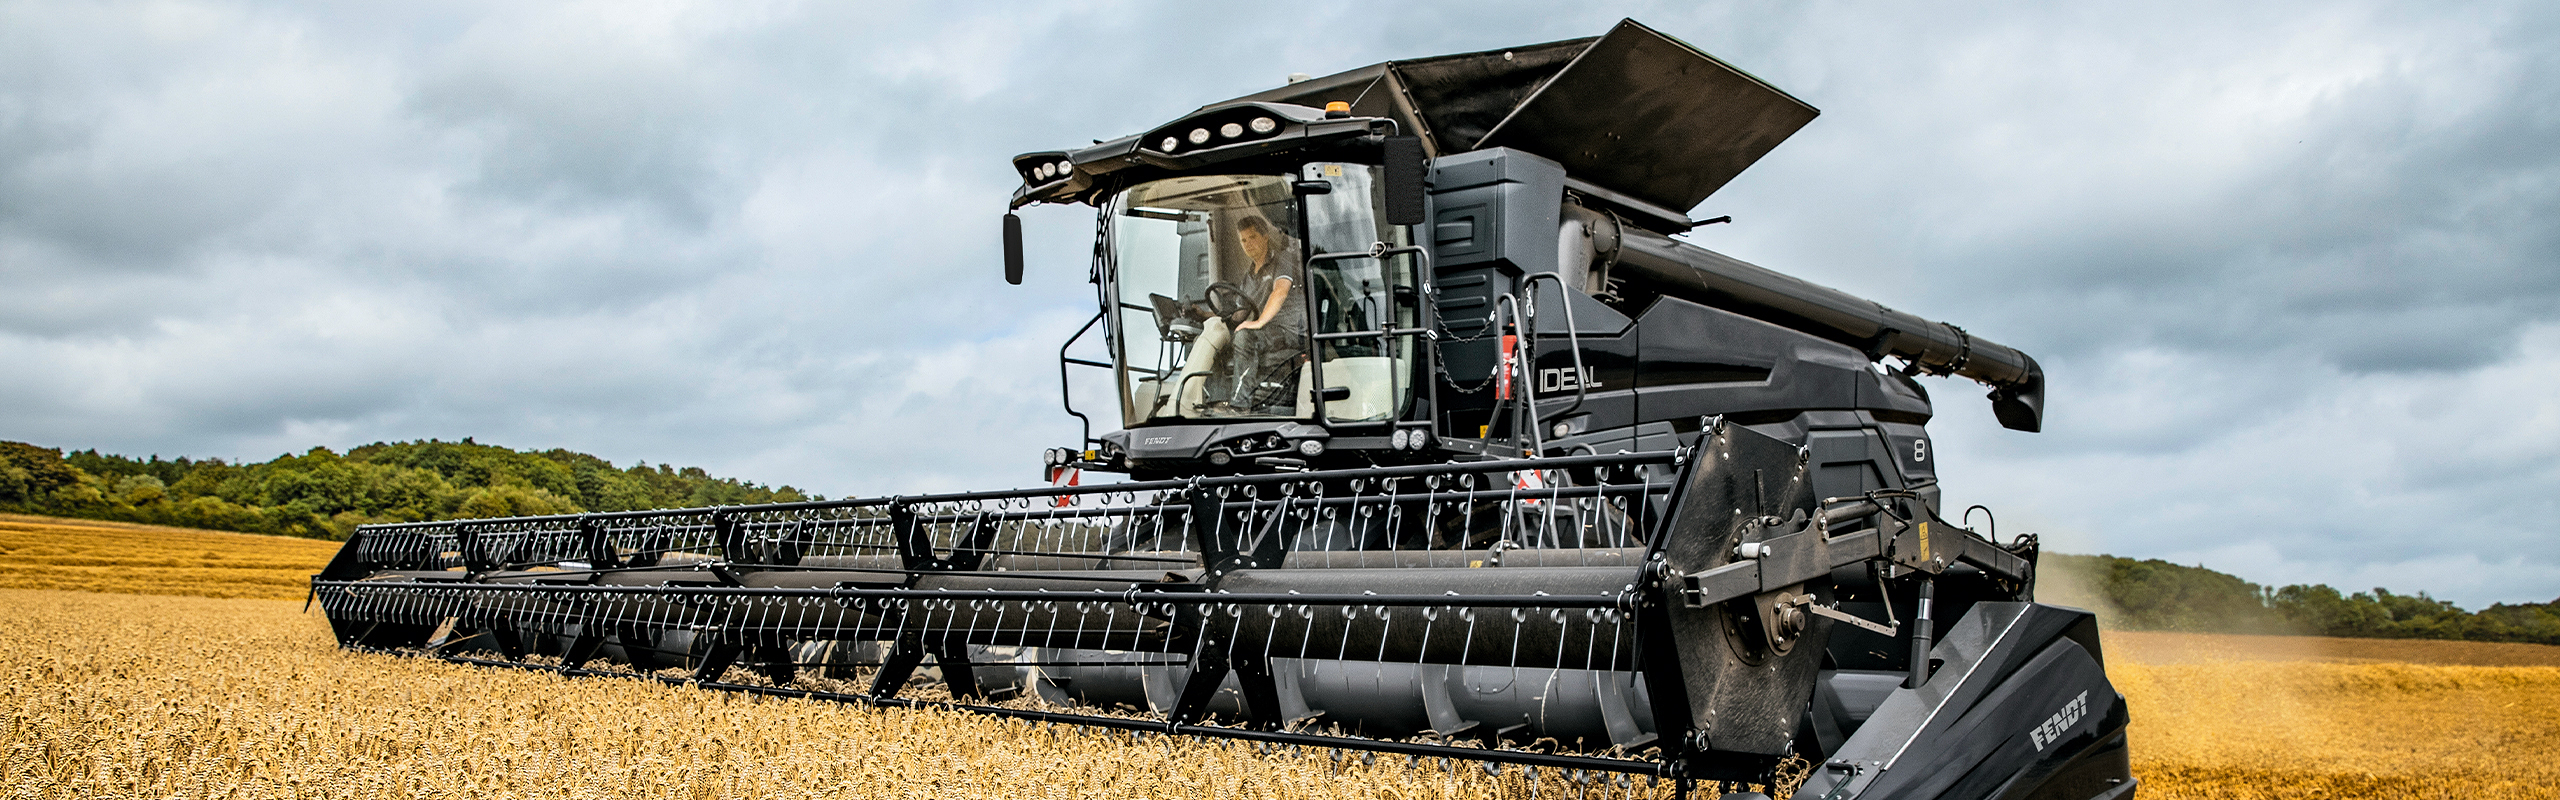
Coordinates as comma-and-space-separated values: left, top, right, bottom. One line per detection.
2030, 690, 2091, 751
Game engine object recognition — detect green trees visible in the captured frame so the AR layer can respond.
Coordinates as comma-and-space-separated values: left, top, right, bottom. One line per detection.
0, 439, 819, 540
2060, 553, 2291, 633
2045, 553, 2560, 645
2, 441, 89, 505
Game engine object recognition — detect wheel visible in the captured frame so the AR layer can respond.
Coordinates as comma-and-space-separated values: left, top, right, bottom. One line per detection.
1202, 281, 1254, 320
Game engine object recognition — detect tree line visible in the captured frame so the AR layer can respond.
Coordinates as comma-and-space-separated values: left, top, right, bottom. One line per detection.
0, 438, 818, 540
2044, 553, 2560, 646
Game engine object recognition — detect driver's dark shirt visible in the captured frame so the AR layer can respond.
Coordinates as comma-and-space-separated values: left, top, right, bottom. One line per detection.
1221, 244, 1307, 386
1239, 255, 1305, 336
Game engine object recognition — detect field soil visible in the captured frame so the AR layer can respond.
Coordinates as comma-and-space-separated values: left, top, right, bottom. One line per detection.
5, 515, 2557, 799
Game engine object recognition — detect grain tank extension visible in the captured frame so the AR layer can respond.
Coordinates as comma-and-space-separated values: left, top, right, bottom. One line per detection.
314, 19, 2130, 800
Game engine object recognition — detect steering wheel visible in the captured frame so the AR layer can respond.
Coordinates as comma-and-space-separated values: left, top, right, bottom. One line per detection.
1200, 282, 1255, 322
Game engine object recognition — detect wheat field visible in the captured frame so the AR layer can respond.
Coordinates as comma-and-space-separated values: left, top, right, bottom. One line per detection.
4, 515, 2557, 798
2, 590, 1686, 800
2106, 636, 2560, 798
0, 514, 339, 600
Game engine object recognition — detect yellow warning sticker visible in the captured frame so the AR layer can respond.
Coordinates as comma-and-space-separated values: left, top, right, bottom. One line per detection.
1918, 521, 1931, 562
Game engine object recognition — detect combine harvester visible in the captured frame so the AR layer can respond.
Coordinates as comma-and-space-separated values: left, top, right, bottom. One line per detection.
314, 20, 2132, 799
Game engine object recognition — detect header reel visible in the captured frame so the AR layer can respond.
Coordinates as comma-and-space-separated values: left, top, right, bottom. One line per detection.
314, 422, 2125, 797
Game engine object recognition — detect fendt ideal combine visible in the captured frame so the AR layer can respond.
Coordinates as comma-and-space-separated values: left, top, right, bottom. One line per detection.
314, 20, 2132, 799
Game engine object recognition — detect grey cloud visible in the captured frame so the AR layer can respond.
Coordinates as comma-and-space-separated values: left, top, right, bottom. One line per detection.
1925, 321, 2560, 607
0, 0, 2553, 607
1687, 0, 2560, 383
407, 21, 737, 228
0, 4, 418, 270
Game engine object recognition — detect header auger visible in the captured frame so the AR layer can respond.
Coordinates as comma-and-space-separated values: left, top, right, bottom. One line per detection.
318, 19, 2132, 800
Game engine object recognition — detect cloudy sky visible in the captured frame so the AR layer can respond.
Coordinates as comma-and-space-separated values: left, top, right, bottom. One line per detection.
4, 1, 2553, 606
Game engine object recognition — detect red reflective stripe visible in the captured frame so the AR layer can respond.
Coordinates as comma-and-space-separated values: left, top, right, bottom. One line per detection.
1051, 469, 1081, 507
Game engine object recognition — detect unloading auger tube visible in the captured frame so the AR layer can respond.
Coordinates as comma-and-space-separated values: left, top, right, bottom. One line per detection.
1598, 227, 2046, 433
314, 422, 2132, 799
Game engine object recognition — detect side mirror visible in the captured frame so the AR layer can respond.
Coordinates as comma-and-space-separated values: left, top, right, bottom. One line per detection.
1003, 213, 1025, 285
1382, 135, 1427, 226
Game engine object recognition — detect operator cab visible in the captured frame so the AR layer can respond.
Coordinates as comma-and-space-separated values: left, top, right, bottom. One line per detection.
1012, 101, 1435, 478
1106, 166, 1421, 470
1010, 39, 2035, 481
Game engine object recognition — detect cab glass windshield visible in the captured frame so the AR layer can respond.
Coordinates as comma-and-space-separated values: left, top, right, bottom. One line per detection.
1108, 165, 1415, 429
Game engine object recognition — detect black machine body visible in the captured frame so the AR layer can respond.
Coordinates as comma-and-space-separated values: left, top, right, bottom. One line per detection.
314, 19, 2127, 800
1013, 21, 2042, 490
990, 19, 2115, 799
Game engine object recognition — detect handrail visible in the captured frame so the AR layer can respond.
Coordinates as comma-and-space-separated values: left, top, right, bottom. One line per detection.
1056, 310, 1107, 448
1519, 272, 1590, 431
1302, 243, 1430, 424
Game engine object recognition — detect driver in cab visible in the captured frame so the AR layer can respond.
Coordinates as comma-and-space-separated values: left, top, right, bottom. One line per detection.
1178, 214, 1303, 414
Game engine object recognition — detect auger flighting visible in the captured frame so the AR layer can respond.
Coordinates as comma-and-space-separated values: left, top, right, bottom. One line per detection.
314, 20, 2133, 800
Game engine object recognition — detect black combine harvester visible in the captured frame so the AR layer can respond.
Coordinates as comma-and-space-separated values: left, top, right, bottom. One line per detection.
314, 20, 2133, 799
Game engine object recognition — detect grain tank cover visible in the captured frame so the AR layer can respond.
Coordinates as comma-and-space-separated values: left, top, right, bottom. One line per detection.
1223, 18, 1819, 212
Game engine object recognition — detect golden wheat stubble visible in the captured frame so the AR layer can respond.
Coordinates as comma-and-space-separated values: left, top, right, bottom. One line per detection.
2110, 637, 2560, 799
0, 515, 338, 600
0, 590, 1705, 800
